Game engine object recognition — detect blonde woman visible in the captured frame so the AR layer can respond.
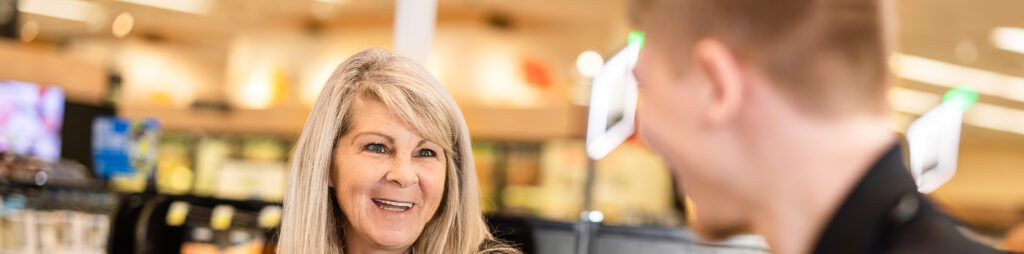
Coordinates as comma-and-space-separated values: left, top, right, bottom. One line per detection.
278, 49, 519, 254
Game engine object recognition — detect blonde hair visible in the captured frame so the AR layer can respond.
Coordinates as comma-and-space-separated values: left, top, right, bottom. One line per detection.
278, 49, 519, 254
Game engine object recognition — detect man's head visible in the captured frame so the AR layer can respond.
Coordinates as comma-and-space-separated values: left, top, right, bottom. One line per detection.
631, 0, 892, 239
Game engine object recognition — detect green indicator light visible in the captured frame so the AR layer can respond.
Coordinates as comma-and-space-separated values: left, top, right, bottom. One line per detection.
942, 86, 978, 112
628, 31, 645, 50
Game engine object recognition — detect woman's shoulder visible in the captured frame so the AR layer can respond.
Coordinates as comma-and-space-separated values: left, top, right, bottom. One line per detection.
477, 248, 522, 254
477, 239, 523, 254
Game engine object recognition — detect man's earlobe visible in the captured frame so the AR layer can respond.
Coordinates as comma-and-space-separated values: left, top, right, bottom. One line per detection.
694, 39, 744, 126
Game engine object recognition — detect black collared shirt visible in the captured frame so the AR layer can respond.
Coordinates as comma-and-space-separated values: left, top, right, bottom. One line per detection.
812, 144, 1003, 254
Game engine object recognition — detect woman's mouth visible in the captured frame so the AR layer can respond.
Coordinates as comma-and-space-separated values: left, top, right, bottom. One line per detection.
372, 198, 414, 212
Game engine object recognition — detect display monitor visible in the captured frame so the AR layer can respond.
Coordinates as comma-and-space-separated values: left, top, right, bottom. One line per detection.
0, 80, 65, 162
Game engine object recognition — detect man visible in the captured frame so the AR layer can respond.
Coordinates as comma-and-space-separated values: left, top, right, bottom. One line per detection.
630, 0, 1002, 253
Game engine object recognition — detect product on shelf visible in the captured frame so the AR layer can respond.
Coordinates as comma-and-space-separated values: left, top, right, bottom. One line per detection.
0, 189, 115, 254
92, 117, 161, 193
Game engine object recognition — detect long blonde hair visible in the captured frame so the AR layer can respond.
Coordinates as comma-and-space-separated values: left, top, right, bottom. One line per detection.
278, 49, 518, 254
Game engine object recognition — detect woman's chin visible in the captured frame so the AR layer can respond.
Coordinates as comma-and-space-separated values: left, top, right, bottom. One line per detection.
366, 230, 417, 250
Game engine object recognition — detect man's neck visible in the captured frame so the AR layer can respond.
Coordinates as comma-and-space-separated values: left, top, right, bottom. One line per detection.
749, 114, 896, 254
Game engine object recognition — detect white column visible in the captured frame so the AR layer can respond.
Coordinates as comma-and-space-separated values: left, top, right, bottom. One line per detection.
393, 0, 438, 65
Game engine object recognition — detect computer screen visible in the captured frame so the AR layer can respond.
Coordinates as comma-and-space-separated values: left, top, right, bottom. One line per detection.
0, 80, 65, 162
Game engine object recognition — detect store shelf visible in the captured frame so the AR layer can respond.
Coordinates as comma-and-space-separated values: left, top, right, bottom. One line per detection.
462, 103, 588, 142
120, 103, 588, 141
119, 106, 310, 137
0, 41, 107, 104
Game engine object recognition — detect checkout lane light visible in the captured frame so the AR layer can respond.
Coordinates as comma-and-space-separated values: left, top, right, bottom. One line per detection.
585, 43, 641, 160
891, 86, 1024, 136
628, 31, 645, 50
942, 86, 979, 113
904, 85, 976, 194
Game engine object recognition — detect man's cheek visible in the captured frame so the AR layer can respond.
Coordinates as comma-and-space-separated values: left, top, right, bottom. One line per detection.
637, 111, 668, 153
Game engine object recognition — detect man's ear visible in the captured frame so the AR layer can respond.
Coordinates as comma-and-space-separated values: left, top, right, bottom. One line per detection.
693, 39, 745, 127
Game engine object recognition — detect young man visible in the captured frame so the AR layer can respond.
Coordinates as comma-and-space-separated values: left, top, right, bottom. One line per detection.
630, 0, 1001, 253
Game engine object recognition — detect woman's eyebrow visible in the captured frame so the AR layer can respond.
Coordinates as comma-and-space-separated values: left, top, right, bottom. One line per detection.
350, 132, 395, 145
417, 139, 446, 149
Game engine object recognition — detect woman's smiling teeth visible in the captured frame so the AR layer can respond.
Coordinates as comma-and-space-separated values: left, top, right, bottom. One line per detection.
373, 198, 414, 212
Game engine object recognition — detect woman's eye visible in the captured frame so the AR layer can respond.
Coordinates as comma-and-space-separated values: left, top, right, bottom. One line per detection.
417, 149, 436, 157
364, 143, 387, 153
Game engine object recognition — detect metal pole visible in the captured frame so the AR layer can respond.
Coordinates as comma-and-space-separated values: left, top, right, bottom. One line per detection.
574, 158, 601, 254
582, 158, 596, 211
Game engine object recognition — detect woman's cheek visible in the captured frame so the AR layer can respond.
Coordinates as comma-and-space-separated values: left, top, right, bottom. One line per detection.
420, 163, 447, 207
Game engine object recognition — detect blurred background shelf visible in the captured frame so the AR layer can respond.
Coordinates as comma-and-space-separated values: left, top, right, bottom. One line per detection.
0, 40, 107, 104
119, 103, 588, 141
118, 106, 309, 137
3, 0, 1024, 252
463, 103, 588, 141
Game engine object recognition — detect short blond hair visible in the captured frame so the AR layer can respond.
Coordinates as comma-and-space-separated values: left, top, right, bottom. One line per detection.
277, 49, 519, 253
632, 0, 892, 115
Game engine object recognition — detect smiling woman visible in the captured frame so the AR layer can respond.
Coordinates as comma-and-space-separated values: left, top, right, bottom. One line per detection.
278, 49, 520, 254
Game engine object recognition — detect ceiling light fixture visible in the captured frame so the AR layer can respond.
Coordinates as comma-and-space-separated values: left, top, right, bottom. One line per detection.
991, 26, 1024, 55
576, 51, 604, 78
892, 53, 1024, 103
18, 0, 105, 23
118, 0, 212, 15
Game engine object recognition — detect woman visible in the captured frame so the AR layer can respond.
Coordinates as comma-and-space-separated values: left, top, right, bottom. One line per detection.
278, 49, 519, 253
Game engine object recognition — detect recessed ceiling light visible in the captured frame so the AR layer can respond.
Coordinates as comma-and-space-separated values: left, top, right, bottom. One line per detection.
890, 87, 1024, 136
954, 39, 978, 64
112, 12, 134, 38
20, 20, 39, 43
18, 0, 106, 24
576, 51, 603, 78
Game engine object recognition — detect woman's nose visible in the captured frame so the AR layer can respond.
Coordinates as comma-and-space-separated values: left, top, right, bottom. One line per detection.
385, 157, 418, 188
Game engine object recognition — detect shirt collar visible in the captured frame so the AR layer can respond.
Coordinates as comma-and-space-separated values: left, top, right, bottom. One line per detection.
812, 144, 918, 254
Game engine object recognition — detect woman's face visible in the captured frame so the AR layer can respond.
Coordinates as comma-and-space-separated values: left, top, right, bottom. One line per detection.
332, 97, 448, 252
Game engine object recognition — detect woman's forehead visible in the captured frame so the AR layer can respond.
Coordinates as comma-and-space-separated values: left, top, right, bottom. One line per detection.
348, 94, 451, 148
